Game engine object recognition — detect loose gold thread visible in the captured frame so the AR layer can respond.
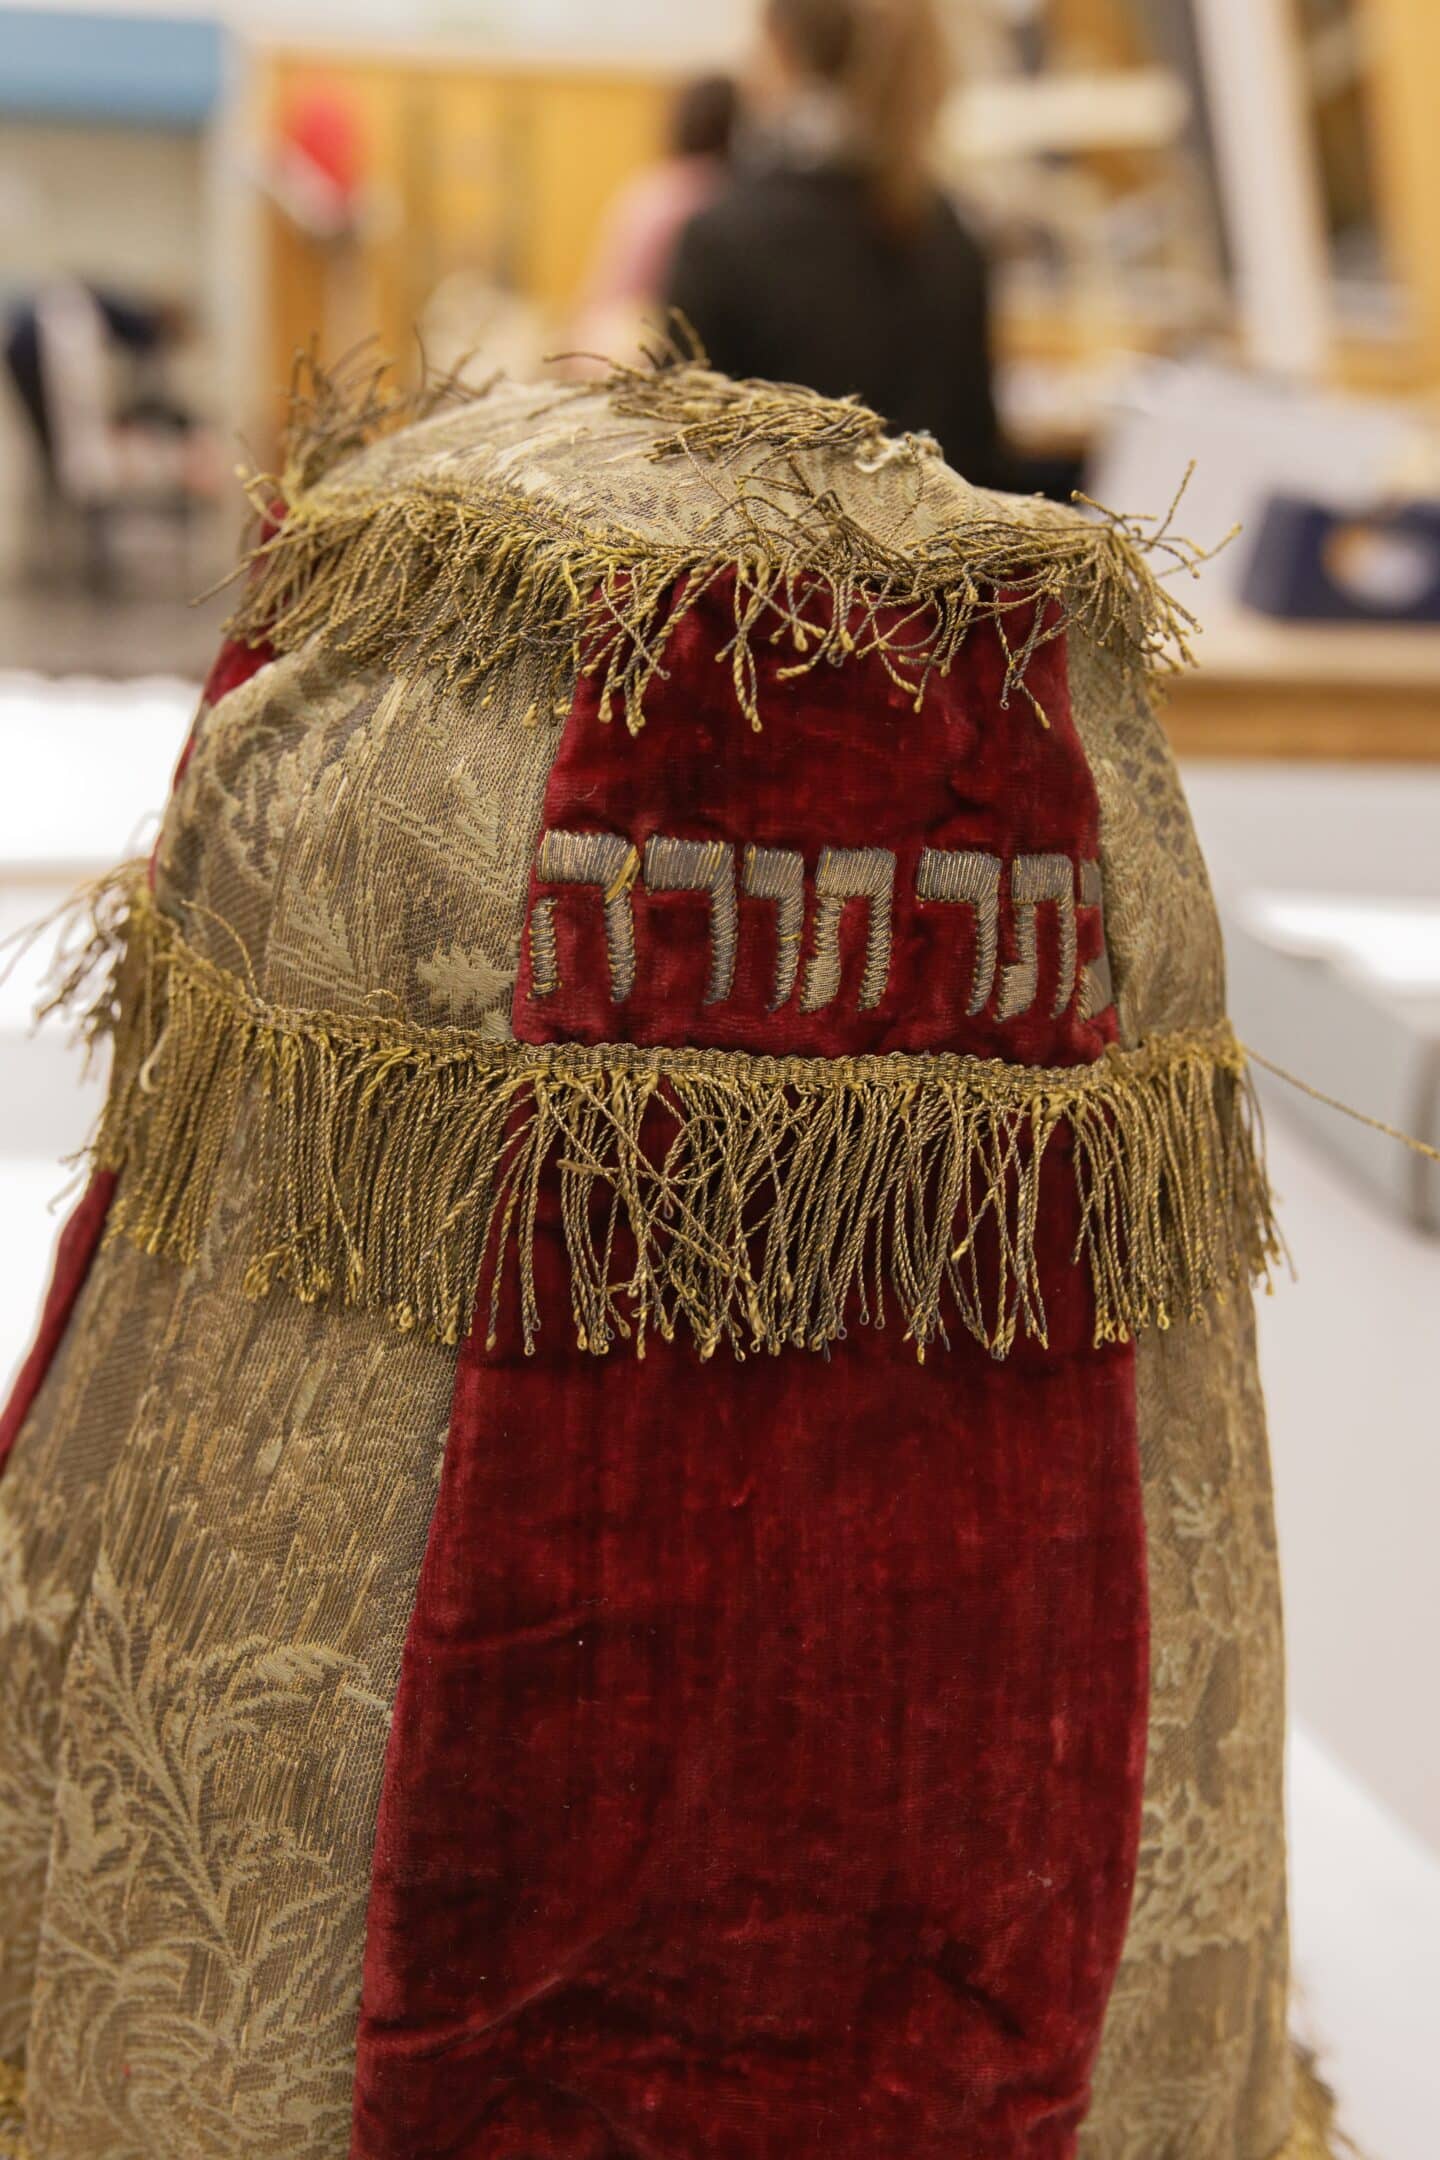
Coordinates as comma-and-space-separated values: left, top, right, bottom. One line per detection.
64, 880, 1282, 1363
1246, 1046, 1440, 1164
603, 327, 939, 472
0, 2059, 28, 2160
235, 337, 484, 504
1274, 2053, 1364, 2159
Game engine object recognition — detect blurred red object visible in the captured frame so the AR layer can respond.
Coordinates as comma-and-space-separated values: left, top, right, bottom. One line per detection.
271, 85, 366, 239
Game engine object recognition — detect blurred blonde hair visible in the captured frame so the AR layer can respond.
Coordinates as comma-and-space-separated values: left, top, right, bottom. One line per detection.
764, 0, 953, 231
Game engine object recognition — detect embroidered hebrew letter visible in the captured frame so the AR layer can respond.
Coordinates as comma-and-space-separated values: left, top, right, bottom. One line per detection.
528, 897, 559, 999
743, 845, 806, 1010
643, 835, 739, 1004
801, 847, 897, 1013
1078, 859, 1115, 1020
999, 855, 1078, 1020
535, 829, 640, 1003
915, 848, 1002, 1016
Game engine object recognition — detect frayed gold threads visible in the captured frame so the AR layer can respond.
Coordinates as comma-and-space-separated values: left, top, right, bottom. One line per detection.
1276, 2054, 1364, 2158
76, 880, 1281, 1363
261, 340, 483, 503
0, 2059, 28, 2160
227, 470, 1206, 733
603, 327, 937, 473
224, 356, 1214, 732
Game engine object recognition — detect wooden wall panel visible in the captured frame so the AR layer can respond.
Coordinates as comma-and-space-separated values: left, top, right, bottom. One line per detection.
1358, 0, 1440, 386
257, 49, 670, 446
521, 74, 667, 311
260, 56, 416, 415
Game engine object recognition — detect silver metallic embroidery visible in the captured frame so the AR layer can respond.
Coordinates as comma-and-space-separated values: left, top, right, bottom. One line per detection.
916, 848, 1002, 1015
1078, 859, 1115, 1021
742, 846, 806, 1010
528, 830, 1103, 1024
535, 829, 640, 1003
528, 897, 559, 999
643, 835, 739, 1004
801, 847, 897, 1013
999, 854, 1078, 1021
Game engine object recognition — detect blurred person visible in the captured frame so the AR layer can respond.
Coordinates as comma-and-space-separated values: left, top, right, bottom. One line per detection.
667, 0, 1007, 486
573, 74, 740, 358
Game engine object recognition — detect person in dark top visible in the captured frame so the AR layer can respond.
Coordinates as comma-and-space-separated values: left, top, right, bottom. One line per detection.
576, 75, 740, 343
666, 0, 1008, 488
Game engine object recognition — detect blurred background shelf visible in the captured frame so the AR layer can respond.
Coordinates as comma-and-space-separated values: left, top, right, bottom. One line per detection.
1168, 618, 1440, 760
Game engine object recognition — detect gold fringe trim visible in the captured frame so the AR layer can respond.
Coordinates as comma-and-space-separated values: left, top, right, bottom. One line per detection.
70, 877, 1280, 1362
227, 353, 1215, 732
0, 2061, 27, 2160
603, 320, 936, 471
269, 337, 483, 498
1276, 2052, 1363, 2159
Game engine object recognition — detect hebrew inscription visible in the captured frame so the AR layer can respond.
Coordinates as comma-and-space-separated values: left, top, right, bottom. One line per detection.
643, 835, 739, 1004
534, 829, 640, 1002
743, 846, 806, 1011
527, 896, 559, 999
801, 848, 897, 1014
915, 850, 1002, 1016
529, 831, 1114, 1022
999, 855, 1077, 1021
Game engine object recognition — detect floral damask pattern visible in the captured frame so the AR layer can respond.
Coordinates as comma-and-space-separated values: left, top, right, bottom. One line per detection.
24, 1175, 457, 2159
1076, 636, 1293, 2160
33, 1547, 373, 2155
0, 386, 1303, 2158
6, 627, 562, 2155
0, 1239, 179, 2063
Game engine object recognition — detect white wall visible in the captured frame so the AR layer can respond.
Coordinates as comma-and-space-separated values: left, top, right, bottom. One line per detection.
1185, 761, 1440, 1858
0, 120, 207, 295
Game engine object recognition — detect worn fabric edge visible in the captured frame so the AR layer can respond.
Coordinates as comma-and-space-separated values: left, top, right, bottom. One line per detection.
226, 357, 1212, 732
0, 2048, 1358, 2160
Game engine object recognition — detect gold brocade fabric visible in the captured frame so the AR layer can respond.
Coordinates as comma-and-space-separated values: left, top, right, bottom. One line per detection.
24, 1175, 456, 2157
0, 1239, 178, 2062
6, 631, 562, 2155
1073, 636, 1294, 2159
0, 375, 1317, 2155
0, 2056, 28, 2159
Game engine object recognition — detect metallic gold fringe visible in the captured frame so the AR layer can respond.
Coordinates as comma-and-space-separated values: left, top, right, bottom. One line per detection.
227, 355, 1213, 732
270, 338, 482, 497
1277, 2053, 1363, 2158
70, 878, 1281, 1362
0, 2061, 27, 2160
603, 322, 934, 470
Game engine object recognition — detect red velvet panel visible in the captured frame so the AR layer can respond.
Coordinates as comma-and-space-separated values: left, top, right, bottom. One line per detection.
353, 593, 1149, 2159
0, 1170, 115, 1479
354, 1195, 1146, 2160
200, 629, 274, 712
514, 582, 1115, 1065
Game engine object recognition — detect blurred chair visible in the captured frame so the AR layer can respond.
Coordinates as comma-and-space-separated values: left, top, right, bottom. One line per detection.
5, 281, 220, 594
